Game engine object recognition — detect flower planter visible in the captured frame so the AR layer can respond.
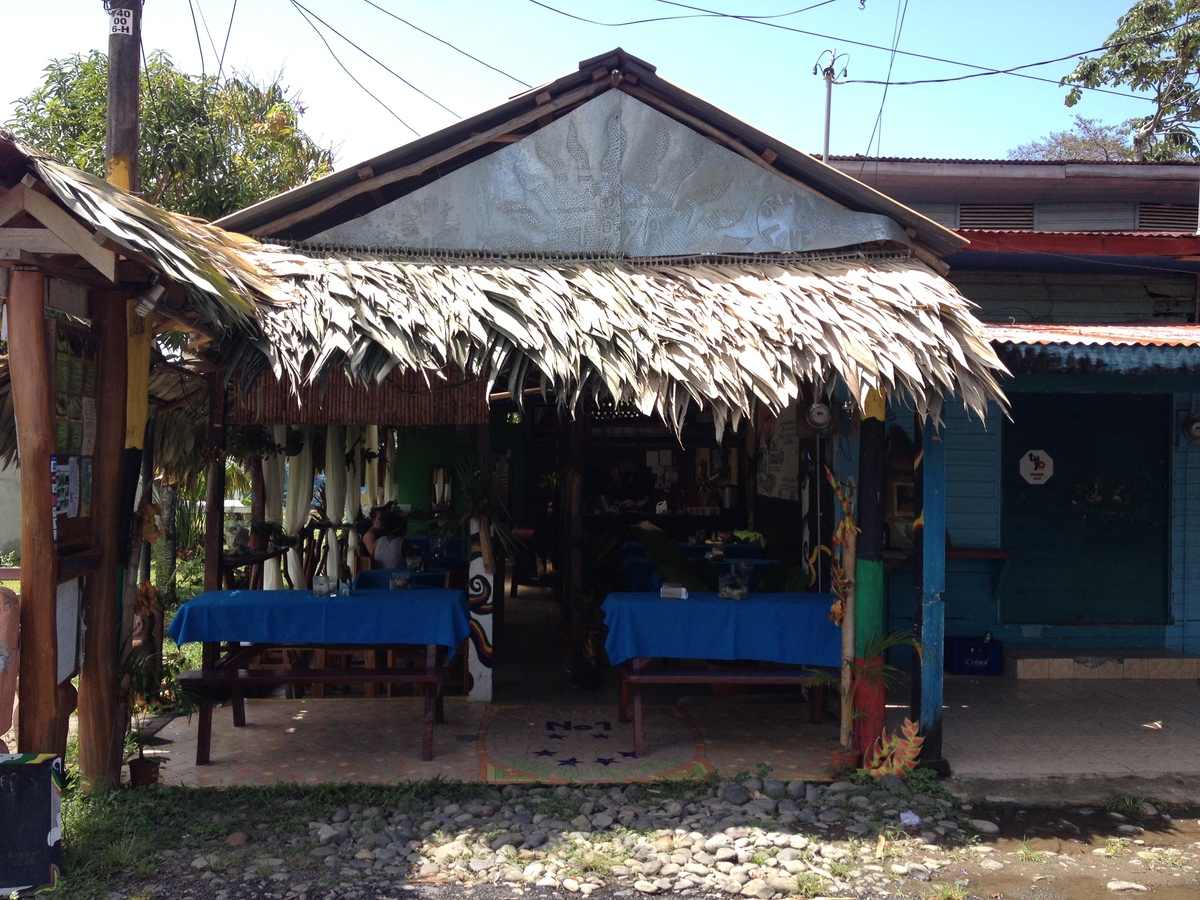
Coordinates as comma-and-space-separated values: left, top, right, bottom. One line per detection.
127, 756, 161, 788
828, 745, 861, 776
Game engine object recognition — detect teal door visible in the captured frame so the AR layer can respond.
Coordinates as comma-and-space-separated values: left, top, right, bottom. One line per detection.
1000, 393, 1169, 625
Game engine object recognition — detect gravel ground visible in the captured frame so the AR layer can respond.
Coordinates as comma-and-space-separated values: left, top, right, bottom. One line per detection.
80, 776, 1200, 900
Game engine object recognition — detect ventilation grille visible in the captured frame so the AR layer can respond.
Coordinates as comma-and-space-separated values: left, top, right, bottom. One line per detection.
1138, 203, 1198, 232
958, 204, 1035, 230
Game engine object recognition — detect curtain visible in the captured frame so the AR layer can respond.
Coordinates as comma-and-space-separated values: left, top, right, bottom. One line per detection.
324, 424, 347, 579
284, 425, 314, 589
261, 425, 286, 590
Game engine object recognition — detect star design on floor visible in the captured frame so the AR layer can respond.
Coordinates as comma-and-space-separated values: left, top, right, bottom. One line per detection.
549, 733, 566, 740
620, 751, 637, 758
557, 757, 580, 767
595, 757, 616, 766
593, 733, 610, 739
534, 749, 556, 757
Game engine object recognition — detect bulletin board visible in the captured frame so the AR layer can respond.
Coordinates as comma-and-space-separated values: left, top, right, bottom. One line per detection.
47, 320, 98, 552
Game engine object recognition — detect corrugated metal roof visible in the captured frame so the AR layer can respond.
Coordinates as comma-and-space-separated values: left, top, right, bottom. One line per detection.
986, 323, 1200, 347
829, 156, 1200, 168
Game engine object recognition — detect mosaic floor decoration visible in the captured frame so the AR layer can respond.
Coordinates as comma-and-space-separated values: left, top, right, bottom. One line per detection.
479, 704, 711, 783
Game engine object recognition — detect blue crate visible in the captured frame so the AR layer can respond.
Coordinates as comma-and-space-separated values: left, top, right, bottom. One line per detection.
945, 636, 1003, 675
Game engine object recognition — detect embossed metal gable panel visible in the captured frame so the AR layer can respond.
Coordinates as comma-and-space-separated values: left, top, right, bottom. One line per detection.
311, 92, 908, 255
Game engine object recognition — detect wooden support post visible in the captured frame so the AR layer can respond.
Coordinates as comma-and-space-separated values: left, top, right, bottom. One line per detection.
854, 389, 888, 753
912, 417, 949, 775
203, 374, 227, 593
77, 290, 129, 791
10, 269, 59, 753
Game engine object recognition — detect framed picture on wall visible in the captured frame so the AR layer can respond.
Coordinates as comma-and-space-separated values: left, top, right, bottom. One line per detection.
891, 482, 915, 517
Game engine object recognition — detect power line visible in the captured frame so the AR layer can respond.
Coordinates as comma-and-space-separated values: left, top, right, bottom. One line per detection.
186, 0, 207, 76
289, 0, 459, 118
528, 0, 842, 28
360, 0, 531, 89
287, 0, 419, 136
862, 0, 909, 157
539, 0, 1157, 105
217, 0, 238, 81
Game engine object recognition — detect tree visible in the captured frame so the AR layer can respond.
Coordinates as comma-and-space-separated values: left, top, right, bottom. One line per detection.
1008, 115, 1133, 161
6, 52, 336, 601
1062, 0, 1200, 161
6, 50, 335, 220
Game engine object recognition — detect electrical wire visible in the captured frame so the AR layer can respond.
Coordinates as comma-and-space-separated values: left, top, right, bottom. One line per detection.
290, 0, 460, 119
862, 0, 909, 158
217, 0, 238, 82
360, 0, 531, 88
186, 0, 207, 77
537, 0, 1160, 104
528, 0, 842, 27
288, 0, 419, 136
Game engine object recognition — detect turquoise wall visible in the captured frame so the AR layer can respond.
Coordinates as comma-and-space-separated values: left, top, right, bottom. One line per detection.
887, 379, 1200, 654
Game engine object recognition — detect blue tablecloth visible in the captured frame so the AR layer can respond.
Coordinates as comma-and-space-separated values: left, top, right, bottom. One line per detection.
168, 588, 471, 656
353, 568, 451, 590
602, 591, 841, 667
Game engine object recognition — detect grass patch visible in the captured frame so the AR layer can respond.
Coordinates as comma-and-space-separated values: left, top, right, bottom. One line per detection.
793, 871, 825, 897
56, 779, 495, 898
1016, 841, 1046, 863
924, 882, 969, 900
1107, 793, 1157, 817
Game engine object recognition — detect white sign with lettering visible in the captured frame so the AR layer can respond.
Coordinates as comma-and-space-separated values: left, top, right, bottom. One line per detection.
1020, 449, 1053, 484
110, 8, 133, 35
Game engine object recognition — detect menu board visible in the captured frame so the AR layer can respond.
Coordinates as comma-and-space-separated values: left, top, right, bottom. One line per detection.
49, 322, 98, 541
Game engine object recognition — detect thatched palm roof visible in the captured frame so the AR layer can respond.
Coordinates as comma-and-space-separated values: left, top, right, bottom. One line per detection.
1, 124, 1007, 467
224, 246, 1006, 433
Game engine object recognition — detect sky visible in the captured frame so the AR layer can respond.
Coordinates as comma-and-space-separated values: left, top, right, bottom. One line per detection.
0, 0, 1157, 175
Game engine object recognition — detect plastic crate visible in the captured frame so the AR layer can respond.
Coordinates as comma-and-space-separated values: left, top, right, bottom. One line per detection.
945, 636, 1003, 675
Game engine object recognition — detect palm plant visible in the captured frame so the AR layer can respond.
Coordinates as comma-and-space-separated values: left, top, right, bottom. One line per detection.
807, 630, 918, 752
440, 454, 521, 573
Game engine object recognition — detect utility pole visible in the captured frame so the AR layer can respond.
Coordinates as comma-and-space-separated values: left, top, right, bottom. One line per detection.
106, 2, 140, 194
813, 50, 848, 163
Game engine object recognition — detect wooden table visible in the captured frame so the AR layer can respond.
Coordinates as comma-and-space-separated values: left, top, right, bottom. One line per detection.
169, 588, 470, 763
601, 591, 843, 755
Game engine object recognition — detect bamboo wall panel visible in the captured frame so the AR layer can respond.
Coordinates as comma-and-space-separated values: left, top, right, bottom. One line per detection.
227, 368, 489, 427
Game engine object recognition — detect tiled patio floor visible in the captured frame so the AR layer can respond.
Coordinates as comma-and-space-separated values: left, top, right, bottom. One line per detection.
144, 583, 1200, 789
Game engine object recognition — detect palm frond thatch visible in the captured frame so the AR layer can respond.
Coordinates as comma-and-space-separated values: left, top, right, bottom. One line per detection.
228, 247, 1009, 433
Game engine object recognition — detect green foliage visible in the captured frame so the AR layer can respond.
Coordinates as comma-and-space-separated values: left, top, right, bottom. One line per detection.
806, 631, 918, 749
629, 524, 718, 592
1062, 0, 1200, 160
1008, 114, 1133, 161
0, 550, 15, 567
902, 766, 953, 800
7, 50, 335, 219
1016, 840, 1046, 862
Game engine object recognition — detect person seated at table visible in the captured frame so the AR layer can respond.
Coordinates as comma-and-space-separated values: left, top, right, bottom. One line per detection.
363, 506, 417, 569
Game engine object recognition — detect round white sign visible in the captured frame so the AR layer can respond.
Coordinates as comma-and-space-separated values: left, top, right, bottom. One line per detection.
1019, 449, 1053, 484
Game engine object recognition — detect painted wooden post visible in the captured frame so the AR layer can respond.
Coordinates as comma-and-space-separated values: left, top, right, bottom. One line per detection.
77, 289, 129, 790
9, 269, 59, 753
467, 517, 494, 700
202, 374, 227, 593
854, 388, 887, 752
914, 416, 948, 773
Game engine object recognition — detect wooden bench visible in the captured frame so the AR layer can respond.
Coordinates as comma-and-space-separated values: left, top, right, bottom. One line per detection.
618, 661, 827, 757
177, 664, 446, 764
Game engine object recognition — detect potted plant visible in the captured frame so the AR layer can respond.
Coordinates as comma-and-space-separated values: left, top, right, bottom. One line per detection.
120, 643, 165, 787
120, 639, 197, 788
807, 630, 918, 775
